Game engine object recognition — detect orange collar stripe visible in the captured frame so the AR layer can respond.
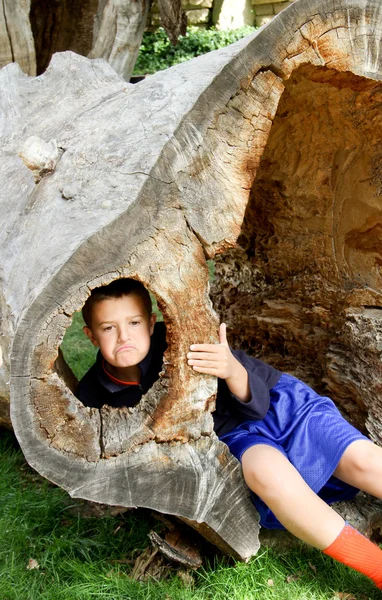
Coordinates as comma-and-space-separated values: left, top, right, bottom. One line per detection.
102, 359, 140, 387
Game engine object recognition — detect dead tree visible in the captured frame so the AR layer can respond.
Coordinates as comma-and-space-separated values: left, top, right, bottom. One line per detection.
88, 0, 186, 81
1, 0, 382, 558
1, 0, 186, 80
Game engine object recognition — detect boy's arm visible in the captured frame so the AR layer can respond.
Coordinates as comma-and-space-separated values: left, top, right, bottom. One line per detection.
187, 323, 250, 402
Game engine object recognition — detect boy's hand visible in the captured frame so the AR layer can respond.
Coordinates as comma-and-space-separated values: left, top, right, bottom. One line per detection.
187, 323, 250, 402
187, 323, 235, 379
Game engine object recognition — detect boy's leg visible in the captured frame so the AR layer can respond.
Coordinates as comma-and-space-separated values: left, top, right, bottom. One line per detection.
241, 444, 344, 549
333, 439, 382, 497
241, 444, 382, 588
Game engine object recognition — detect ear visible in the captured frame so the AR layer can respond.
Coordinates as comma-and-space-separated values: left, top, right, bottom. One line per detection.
83, 326, 100, 347
149, 313, 156, 335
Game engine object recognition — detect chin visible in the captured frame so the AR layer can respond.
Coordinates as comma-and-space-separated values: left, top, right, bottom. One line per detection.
116, 360, 137, 368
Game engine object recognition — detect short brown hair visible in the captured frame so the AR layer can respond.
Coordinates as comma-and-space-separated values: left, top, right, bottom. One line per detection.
82, 279, 152, 328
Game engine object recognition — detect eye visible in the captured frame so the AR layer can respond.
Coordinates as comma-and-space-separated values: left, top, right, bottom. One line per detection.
131, 320, 140, 326
103, 325, 114, 332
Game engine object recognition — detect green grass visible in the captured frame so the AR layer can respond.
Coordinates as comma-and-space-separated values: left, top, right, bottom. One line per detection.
0, 430, 379, 600
60, 312, 97, 381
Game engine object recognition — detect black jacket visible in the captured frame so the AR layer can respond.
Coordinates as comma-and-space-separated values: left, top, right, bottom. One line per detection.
76, 322, 281, 435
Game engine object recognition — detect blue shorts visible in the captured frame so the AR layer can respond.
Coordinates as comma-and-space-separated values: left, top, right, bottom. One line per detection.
219, 373, 369, 529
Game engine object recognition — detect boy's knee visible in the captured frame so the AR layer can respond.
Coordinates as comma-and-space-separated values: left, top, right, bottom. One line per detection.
242, 464, 288, 504
241, 447, 284, 498
338, 440, 379, 477
242, 460, 264, 488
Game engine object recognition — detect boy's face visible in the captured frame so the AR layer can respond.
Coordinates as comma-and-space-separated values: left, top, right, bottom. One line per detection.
84, 294, 156, 371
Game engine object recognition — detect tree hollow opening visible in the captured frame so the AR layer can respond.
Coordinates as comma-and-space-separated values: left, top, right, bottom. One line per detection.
211, 63, 382, 438
60, 289, 164, 386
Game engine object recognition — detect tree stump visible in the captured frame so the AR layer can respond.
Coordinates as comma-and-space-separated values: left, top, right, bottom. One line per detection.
1, 0, 382, 558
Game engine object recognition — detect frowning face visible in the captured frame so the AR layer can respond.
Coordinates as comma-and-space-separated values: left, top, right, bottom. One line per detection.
84, 294, 156, 374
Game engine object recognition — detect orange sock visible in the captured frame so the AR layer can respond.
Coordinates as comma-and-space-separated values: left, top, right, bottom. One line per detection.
323, 523, 382, 589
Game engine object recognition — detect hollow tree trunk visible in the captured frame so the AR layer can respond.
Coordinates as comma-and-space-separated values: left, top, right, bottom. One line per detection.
1, 0, 382, 557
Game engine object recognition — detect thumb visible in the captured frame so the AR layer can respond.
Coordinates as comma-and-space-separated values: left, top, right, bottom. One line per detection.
219, 322, 228, 346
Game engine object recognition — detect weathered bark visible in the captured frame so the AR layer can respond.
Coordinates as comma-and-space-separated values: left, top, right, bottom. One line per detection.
88, 0, 152, 81
89, 0, 187, 79
157, 0, 187, 44
30, 0, 98, 75
1, 0, 382, 557
0, 0, 35, 75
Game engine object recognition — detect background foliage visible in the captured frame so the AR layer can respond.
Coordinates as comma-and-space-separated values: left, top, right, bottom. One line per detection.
133, 26, 257, 74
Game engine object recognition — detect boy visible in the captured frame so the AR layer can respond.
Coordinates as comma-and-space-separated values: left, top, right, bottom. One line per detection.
76, 279, 166, 409
77, 278, 382, 589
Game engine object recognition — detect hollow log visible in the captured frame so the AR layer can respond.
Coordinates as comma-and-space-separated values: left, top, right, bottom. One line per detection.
1, 0, 382, 559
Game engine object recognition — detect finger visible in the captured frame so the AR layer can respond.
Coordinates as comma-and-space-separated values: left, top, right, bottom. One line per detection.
188, 359, 223, 369
189, 343, 222, 352
187, 351, 224, 361
219, 323, 228, 346
191, 365, 220, 375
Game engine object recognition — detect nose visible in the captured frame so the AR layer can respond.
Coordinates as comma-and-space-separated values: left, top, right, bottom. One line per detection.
117, 325, 130, 343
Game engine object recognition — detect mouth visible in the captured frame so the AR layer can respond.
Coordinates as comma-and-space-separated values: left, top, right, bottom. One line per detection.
116, 344, 136, 353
